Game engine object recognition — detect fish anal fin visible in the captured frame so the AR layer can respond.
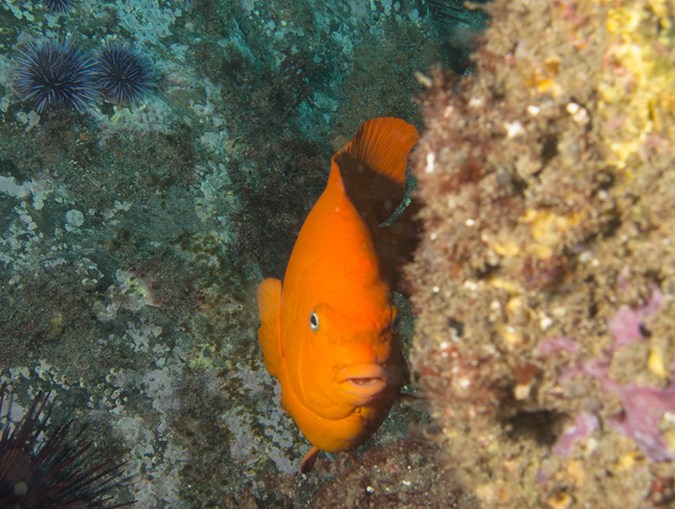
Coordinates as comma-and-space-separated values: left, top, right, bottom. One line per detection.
257, 278, 283, 379
300, 446, 320, 474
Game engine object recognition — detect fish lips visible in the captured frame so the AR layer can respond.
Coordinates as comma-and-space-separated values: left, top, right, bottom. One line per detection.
333, 364, 390, 404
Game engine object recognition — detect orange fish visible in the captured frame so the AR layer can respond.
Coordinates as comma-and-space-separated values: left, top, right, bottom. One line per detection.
257, 117, 419, 473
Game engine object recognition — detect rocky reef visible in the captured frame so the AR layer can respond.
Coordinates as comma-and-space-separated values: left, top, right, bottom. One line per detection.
5, 0, 674, 505
0, 0, 457, 507
408, 0, 675, 507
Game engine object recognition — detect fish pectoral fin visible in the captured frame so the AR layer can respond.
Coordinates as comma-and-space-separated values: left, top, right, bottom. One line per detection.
300, 446, 321, 474
257, 278, 283, 378
374, 197, 424, 293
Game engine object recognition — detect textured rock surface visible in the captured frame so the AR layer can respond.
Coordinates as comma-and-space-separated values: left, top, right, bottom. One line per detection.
408, 1, 675, 507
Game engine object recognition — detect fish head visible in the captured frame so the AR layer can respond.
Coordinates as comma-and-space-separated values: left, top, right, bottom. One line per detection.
290, 299, 405, 420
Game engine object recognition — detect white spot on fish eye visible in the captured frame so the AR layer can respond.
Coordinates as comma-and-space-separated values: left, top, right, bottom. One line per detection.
309, 310, 319, 331
392, 311, 401, 333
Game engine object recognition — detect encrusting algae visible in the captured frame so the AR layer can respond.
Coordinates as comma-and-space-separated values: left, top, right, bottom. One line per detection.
407, 0, 675, 507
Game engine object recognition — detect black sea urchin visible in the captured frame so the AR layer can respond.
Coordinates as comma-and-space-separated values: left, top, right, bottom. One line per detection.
15, 40, 97, 113
93, 42, 155, 105
0, 384, 134, 508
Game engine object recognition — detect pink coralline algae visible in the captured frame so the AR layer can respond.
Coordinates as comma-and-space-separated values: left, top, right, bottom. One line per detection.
552, 412, 600, 457
575, 358, 675, 462
537, 336, 580, 357
563, 286, 675, 461
608, 381, 675, 462
607, 285, 663, 347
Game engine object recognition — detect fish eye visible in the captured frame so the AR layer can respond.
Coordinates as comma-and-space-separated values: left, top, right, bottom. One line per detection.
392, 310, 401, 333
309, 310, 319, 331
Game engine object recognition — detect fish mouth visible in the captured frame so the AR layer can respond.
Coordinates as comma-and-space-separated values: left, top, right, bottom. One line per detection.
334, 364, 388, 401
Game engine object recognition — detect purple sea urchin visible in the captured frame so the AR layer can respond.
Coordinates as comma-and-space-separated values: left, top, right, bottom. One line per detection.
0, 384, 134, 508
41, 0, 74, 13
15, 40, 97, 113
93, 42, 155, 105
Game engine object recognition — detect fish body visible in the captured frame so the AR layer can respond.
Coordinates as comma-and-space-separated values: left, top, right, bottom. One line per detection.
257, 117, 419, 472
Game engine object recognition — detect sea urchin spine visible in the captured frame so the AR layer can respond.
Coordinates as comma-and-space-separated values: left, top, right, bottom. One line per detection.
0, 383, 133, 508
93, 42, 155, 106
15, 40, 98, 113
41, 0, 75, 14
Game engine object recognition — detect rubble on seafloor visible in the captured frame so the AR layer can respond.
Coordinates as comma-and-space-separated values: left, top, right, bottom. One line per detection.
407, 0, 675, 507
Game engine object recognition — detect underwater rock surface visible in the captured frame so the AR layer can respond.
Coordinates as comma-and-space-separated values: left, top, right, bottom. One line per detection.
408, 0, 675, 507
0, 0, 469, 507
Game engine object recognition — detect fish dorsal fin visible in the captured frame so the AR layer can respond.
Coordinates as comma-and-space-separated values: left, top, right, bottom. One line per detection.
331, 118, 421, 288
333, 117, 419, 225
257, 278, 283, 378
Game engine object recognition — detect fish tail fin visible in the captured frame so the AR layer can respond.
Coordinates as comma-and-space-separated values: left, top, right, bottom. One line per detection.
257, 278, 283, 379
334, 117, 419, 225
